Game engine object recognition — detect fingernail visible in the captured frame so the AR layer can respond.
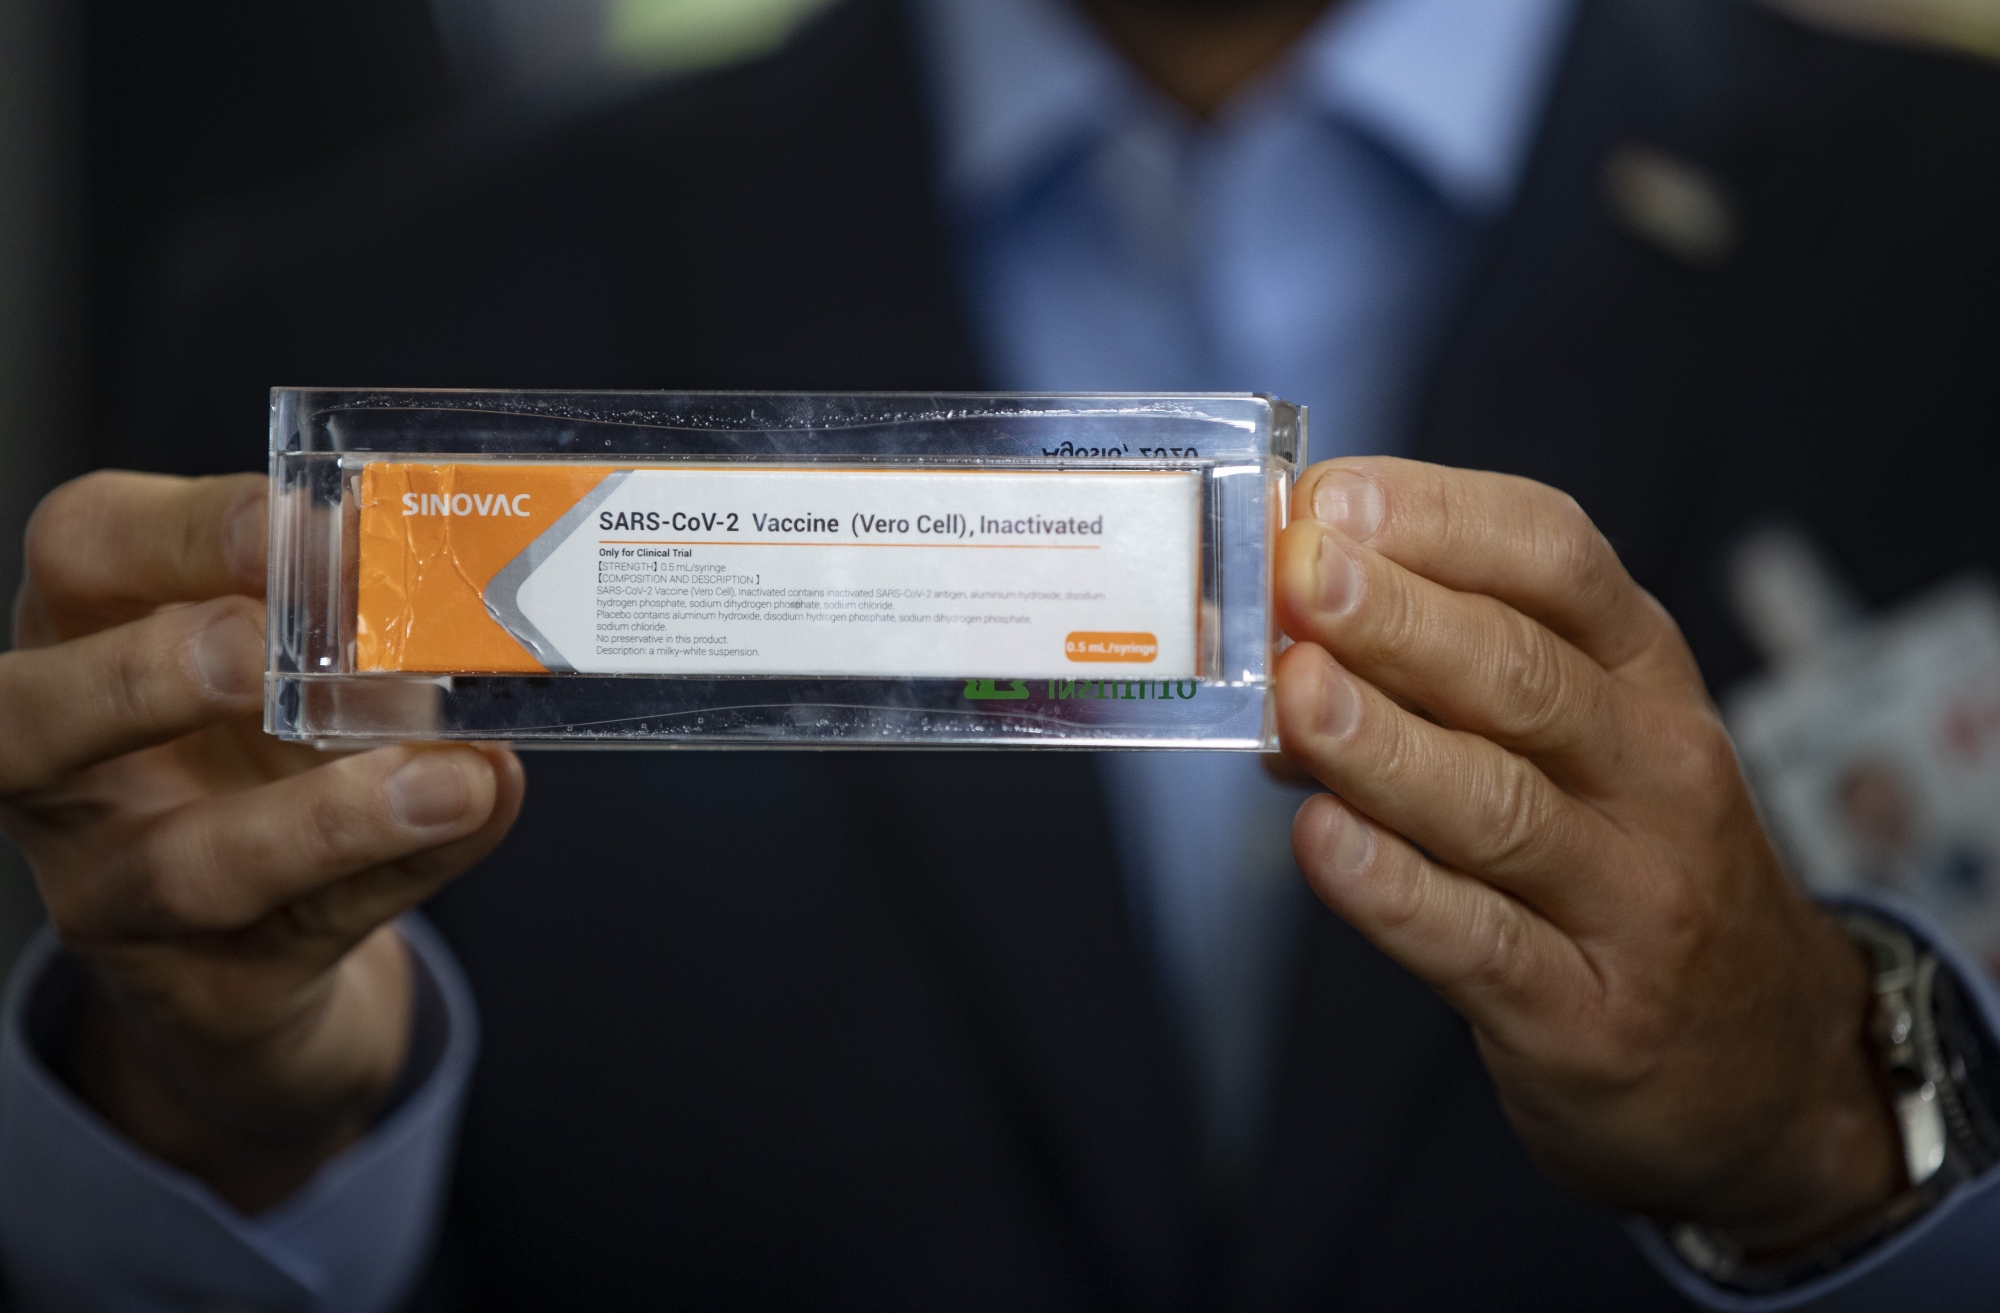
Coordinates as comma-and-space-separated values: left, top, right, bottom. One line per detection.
385, 754, 474, 829
1317, 533, 1363, 616
1315, 653, 1363, 740
223, 491, 267, 588
1326, 805, 1376, 877
1312, 471, 1383, 542
190, 608, 264, 699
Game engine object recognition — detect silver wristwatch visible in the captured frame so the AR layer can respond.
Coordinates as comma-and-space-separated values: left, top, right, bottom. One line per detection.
1668, 910, 2000, 1294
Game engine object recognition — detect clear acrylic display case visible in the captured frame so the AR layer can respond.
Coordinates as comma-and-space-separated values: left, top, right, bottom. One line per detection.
267, 390, 1303, 749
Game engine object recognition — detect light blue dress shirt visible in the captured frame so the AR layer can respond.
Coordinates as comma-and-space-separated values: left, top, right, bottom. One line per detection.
4, 1, 2000, 1310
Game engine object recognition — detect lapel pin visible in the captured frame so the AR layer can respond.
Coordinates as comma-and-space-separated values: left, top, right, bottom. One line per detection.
1604, 143, 1738, 267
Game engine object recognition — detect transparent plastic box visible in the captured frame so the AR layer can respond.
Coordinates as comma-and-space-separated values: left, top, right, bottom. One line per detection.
267, 390, 1303, 749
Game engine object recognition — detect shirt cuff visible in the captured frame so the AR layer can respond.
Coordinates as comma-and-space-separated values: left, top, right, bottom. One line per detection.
0, 913, 477, 1313
1634, 894, 2000, 1310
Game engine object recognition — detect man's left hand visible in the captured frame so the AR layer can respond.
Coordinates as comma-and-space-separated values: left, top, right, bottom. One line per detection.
1275, 456, 1901, 1255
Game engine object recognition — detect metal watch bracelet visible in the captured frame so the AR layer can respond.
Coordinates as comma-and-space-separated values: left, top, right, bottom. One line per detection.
1667, 910, 2000, 1294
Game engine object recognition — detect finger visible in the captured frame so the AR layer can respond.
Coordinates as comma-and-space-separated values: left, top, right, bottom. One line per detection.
18, 471, 265, 645
1276, 517, 1623, 781
270, 745, 524, 952
1292, 791, 1593, 1046
75, 746, 509, 942
1294, 457, 1689, 683
0, 597, 265, 795
1275, 641, 1609, 929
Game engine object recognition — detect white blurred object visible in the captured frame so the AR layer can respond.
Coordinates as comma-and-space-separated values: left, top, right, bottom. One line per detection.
604, 0, 839, 73
430, 0, 837, 90
1765, 0, 2000, 59
1729, 525, 1862, 668
1727, 530, 2000, 976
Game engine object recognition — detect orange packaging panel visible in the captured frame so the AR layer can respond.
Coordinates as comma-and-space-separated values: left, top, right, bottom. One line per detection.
356, 463, 616, 673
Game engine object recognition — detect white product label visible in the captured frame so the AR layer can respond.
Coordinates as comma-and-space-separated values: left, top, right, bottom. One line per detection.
499, 468, 1202, 677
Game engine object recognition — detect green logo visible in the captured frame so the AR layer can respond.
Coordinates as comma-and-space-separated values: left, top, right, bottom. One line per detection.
962, 678, 1032, 700
959, 677, 1202, 701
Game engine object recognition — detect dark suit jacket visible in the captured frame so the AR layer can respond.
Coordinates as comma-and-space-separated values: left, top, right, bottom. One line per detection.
121, 0, 2000, 1307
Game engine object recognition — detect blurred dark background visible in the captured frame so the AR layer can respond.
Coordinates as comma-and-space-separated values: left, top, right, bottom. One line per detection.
0, 0, 835, 970
82, 4, 455, 458
0, 0, 458, 972
0, 0, 1995, 971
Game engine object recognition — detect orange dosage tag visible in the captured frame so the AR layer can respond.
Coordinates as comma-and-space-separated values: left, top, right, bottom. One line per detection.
1065, 632, 1160, 663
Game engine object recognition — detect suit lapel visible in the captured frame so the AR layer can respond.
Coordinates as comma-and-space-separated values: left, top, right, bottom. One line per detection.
1414, 0, 1755, 480
1410, 0, 1802, 662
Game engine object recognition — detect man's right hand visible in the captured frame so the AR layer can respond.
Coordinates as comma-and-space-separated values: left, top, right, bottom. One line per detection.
0, 471, 523, 1214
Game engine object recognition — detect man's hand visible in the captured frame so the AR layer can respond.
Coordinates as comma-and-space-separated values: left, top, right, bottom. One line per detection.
0, 472, 523, 1214
1275, 457, 1900, 1256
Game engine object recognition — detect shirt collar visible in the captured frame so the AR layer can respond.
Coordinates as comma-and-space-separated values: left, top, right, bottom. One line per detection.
919, 0, 1579, 217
